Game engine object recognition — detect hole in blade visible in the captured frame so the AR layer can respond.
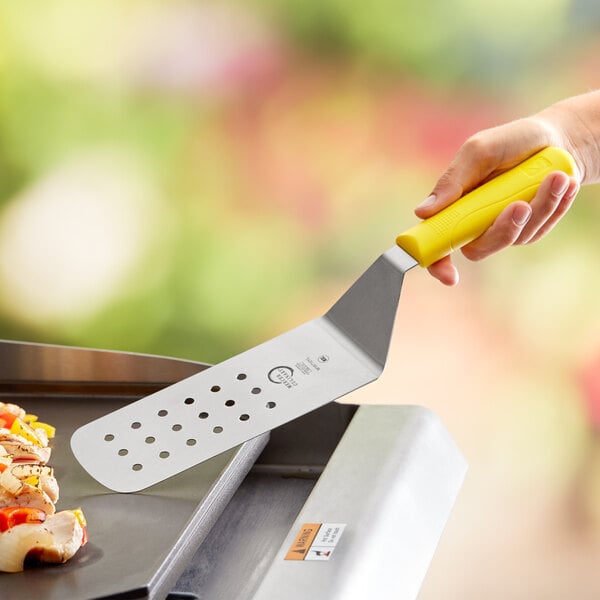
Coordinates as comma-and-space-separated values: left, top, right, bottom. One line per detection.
132, 463, 143, 471
186, 439, 196, 446
211, 386, 221, 393
131, 422, 142, 429
266, 402, 276, 409
104, 434, 115, 442
158, 410, 168, 417
199, 412, 209, 419
172, 424, 182, 432
118, 448, 128, 456
251, 387, 261, 395
145, 436, 155, 444
239, 414, 250, 421
159, 451, 170, 459
225, 400, 235, 407
184, 397, 195, 405
213, 426, 223, 434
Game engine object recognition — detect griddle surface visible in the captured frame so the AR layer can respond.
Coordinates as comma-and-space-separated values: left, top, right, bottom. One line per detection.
1, 392, 266, 600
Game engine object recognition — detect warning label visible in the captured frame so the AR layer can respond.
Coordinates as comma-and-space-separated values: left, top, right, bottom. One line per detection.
284, 523, 346, 562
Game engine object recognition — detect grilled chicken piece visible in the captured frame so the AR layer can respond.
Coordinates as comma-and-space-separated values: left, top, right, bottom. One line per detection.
31, 427, 49, 447
0, 511, 84, 573
0, 436, 51, 465
0, 469, 56, 515
0, 402, 89, 573
10, 465, 59, 504
0, 429, 47, 448
0, 487, 56, 515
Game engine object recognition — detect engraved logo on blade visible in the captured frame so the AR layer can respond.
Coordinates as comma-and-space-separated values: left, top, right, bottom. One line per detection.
268, 366, 298, 388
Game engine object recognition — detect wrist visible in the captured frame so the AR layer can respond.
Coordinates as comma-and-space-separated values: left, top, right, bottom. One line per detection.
536, 94, 600, 184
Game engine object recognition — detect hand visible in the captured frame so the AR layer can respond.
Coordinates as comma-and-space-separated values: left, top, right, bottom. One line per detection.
416, 112, 587, 285
417, 168, 579, 285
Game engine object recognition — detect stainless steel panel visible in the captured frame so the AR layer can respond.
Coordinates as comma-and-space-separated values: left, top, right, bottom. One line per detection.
252, 405, 467, 600
174, 473, 316, 600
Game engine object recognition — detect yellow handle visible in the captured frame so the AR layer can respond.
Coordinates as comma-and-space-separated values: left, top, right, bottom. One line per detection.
396, 146, 577, 267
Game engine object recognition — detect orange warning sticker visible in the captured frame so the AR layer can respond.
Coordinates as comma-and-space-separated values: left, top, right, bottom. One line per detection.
284, 523, 321, 560
285, 522, 346, 561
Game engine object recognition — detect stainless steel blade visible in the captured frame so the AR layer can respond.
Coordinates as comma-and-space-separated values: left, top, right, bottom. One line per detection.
71, 246, 417, 492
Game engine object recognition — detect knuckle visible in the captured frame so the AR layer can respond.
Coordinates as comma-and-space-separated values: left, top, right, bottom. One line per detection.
462, 132, 495, 166
461, 243, 488, 262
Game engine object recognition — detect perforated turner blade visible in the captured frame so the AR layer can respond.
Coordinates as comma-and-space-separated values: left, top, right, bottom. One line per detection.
71, 147, 576, 492
71, 247, 415, 492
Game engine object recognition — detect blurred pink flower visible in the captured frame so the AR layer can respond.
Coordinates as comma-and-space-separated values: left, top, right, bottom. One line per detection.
374, 84, 507, 165
214, 68, 508, 233
127, 3, 286, 98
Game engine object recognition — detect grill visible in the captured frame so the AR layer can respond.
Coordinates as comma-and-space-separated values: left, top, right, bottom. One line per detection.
0, 340, 466, 600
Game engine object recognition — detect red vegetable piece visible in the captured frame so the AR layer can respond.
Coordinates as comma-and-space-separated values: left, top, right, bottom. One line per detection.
0, 507, 47, 532
0, 412, 17, 428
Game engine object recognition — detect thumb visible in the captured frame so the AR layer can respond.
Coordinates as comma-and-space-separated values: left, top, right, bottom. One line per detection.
414, 169, 467, 219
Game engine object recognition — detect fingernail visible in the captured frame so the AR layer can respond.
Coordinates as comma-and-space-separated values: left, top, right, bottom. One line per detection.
416, 194, 436, 210
551, 175, 569, 196
565, 185, 579, 201
512, 204, 531, 226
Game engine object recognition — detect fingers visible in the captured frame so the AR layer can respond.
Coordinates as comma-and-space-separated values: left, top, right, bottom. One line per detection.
414, 154, 480, 219
459, 171, 579, 262
415, 137, 494, 219
517, 175, 579, 244
426, 256, 460, 287
415, 120, 556, 221
460, 202, 532, 262
513, 171, 570, 244
415, 116, 581, 286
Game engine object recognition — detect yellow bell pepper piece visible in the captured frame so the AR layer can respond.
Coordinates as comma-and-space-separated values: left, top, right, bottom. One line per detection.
23, 413, 56, 439
22, 475, 40, 487
32, 421, 56, 439
70, 507, 87, 528
10, 418, 42, 446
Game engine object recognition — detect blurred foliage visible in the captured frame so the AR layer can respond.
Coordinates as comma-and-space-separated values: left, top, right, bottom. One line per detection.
0, 0, 598, 366
254, 0, 571, 83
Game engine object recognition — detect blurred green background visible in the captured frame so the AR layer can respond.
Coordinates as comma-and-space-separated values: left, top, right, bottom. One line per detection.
2, 1, 600, 597
2, 0, 598, 363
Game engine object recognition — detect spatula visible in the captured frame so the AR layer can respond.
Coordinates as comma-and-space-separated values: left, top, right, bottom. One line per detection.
71, 146, 575, 492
